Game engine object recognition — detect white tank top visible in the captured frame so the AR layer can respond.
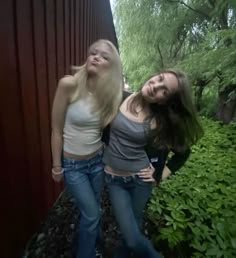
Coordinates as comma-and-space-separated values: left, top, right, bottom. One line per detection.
63, 94, 103, 155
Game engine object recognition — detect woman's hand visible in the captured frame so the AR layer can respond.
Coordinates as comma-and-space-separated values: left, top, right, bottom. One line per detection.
137, 164, 155, 182
51, 167, 64, 183
161, 166, 171, 180
52, 173, 64, 183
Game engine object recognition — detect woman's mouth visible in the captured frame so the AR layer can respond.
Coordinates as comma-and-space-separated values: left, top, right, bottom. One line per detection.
91, 61, 98, 66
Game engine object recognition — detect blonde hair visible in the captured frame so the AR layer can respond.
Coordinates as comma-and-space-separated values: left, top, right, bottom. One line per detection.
71, 39, 123, 127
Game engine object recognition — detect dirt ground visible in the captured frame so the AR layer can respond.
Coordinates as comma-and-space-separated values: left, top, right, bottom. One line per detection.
22, 188, 163, 258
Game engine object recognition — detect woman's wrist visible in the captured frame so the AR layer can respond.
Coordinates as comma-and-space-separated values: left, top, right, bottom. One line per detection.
53, 164, 62, 168
51, 167, 64, 175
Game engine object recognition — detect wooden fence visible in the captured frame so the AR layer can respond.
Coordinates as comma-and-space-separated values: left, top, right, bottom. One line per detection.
0, 0, 117, 257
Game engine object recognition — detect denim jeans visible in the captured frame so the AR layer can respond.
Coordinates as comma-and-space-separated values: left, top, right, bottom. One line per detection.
105, 174, 161, 258
63, 150, 104, 258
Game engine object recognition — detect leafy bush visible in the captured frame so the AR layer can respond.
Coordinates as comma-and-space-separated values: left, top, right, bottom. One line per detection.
148, 118, 236, 258
198, 85, 218, 118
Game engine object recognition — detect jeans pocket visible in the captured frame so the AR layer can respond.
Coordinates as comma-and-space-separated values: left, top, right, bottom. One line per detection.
135, 176, 153, 187
63, 158, 75, 172
63, 167, 80, 185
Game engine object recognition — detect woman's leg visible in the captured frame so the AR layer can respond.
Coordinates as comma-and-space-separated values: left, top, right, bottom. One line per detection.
106, 174, 161, 258
89, 152, 105, 254
131, 176, 153, 229
64, 154, 104, 258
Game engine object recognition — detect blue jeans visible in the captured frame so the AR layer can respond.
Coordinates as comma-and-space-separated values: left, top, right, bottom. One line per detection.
105, 174, 161, 258
64, 150, 104, 258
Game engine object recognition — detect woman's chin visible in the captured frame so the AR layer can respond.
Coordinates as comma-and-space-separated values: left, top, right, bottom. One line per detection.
87, 67, 98, 76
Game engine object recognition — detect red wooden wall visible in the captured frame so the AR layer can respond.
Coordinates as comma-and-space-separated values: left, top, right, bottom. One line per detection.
0, 0, 117, 257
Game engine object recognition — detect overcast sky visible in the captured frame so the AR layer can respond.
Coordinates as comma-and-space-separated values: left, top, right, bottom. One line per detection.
110, 0, 115, 13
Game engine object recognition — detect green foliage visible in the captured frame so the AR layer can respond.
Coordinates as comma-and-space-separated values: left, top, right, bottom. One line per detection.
114, 0, 236, 118
147, 118, 236, 257
178, 29, 236, 85
198, 84, 218, 116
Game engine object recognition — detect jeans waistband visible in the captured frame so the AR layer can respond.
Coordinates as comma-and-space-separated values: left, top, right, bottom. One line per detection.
104, 171, 137, 178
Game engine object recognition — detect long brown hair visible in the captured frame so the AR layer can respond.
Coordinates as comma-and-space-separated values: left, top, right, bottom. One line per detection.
128, 69, 204, 151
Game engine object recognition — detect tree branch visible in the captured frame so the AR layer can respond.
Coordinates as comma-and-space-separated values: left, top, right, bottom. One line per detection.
166, 0, 211, 19
157, 43, 164, 68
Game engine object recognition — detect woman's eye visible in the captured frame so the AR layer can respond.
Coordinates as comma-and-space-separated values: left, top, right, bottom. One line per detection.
103, 56, 109, 60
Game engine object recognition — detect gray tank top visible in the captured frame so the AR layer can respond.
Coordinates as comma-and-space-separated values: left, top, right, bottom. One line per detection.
103, 111, 150, 172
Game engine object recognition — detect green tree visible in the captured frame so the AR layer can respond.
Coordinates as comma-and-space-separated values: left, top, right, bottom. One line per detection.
114, 0, 236, 122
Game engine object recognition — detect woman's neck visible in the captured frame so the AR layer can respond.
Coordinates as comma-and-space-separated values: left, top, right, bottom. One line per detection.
87, 76, 97, 92
129, 92, 150, 116
137, 93, 150, 113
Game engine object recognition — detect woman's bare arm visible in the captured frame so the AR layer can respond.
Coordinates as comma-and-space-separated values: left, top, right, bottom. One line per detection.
51, 76, 76, 181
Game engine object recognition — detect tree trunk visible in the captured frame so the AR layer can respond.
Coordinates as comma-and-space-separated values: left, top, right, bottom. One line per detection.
195, 85, 204, 111
194, 78, 209, 111
216, 85, 236, 124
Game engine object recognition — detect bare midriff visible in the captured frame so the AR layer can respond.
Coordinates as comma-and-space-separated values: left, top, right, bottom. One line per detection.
104, 165, 137, 177
63, 147, 101, 160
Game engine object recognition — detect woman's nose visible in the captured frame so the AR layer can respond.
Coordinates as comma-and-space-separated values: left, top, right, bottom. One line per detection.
94, 54, 100, 61
153, 83, 158, 92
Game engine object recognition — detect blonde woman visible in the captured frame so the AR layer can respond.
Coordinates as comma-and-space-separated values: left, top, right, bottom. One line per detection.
51, 39, 122, 258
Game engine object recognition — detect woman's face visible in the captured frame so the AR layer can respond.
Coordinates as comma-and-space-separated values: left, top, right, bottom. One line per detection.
86, 43, 112, 75
141, 73, 179, 104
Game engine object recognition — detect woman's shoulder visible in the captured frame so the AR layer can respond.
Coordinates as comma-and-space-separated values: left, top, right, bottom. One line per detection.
58, 75, 77, 90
